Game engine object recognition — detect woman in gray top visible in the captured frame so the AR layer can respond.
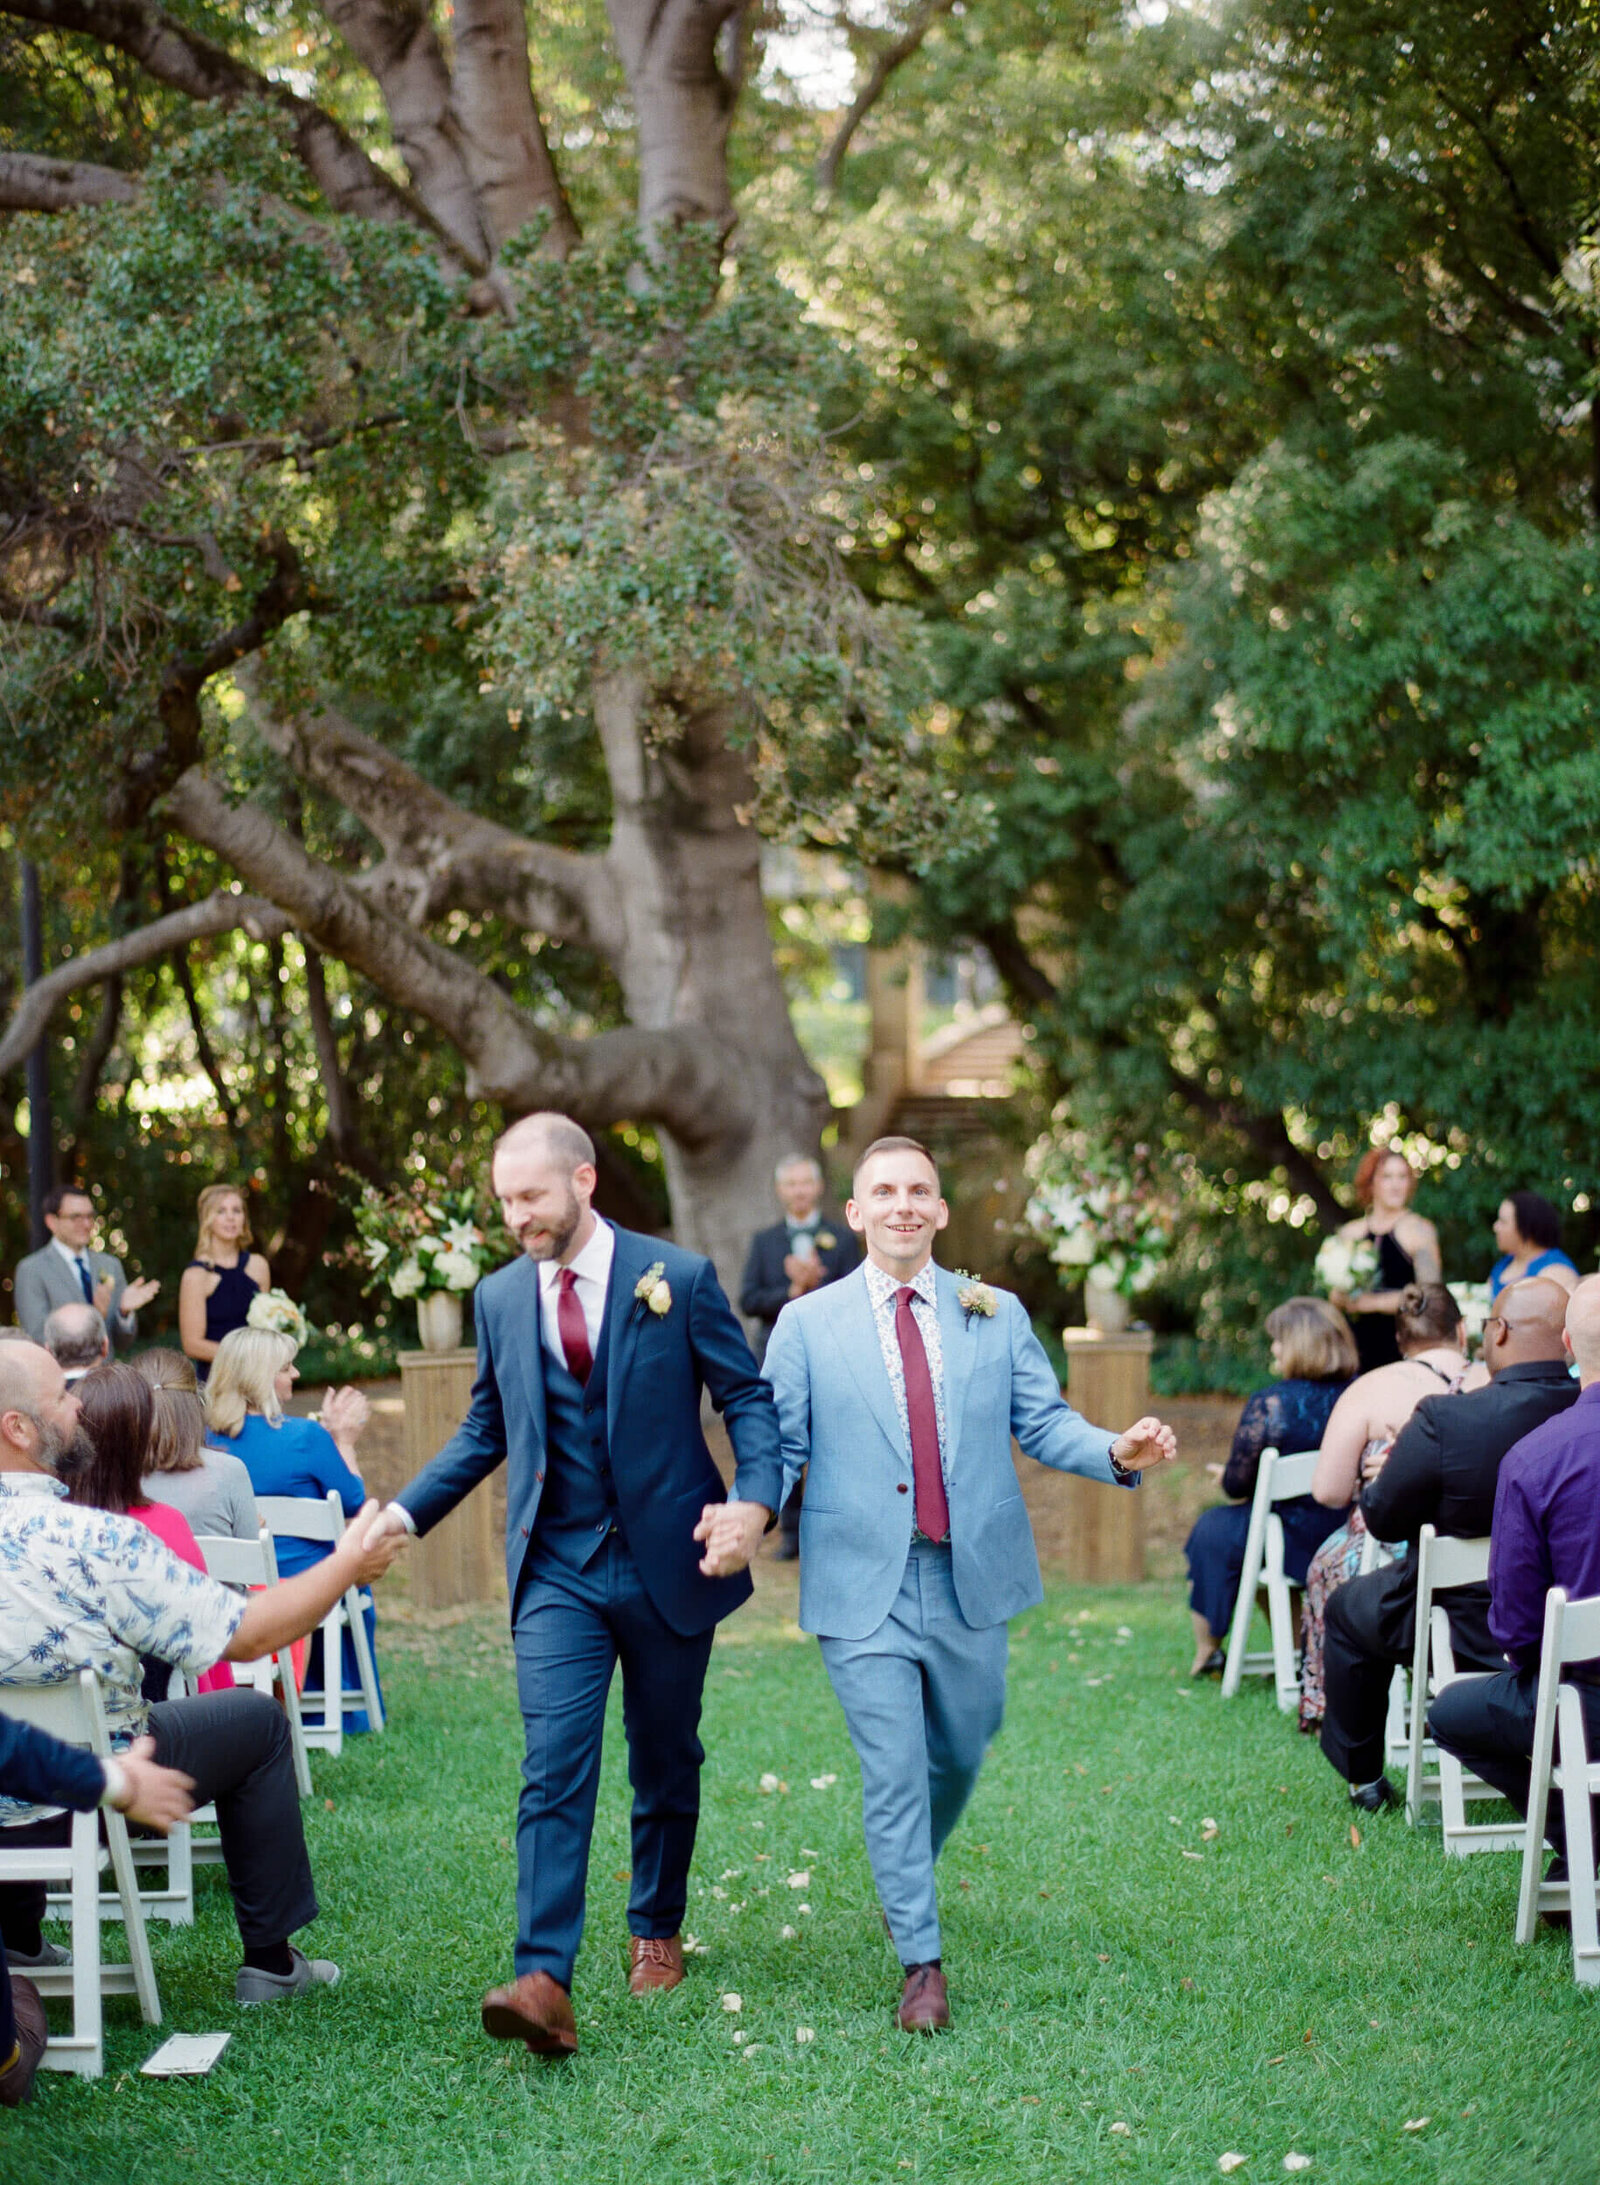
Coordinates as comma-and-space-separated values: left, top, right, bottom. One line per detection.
132, 1348, 260, 1540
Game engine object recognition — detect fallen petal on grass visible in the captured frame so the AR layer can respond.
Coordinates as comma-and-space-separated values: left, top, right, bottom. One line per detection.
720, 1993, 742, 2012
1110, 2121, 1131, 2136
795, 2027, 815, 2045
780, 1925, 798, 1940
758, 1773, 781, 1794
1283, 2155, 1313, 2173
809, 1775, 838, 1790
787, 1871, 811, 1889
1218, 2158, 1248, 2176
1402, 2118, 1430, 2133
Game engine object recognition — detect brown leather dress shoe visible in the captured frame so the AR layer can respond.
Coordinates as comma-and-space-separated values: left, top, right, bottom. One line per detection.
629, 1934, 685, 1994
897, 1963, 951, 2034
481, 1971, 578, 2056
0, 1976, 48, 2107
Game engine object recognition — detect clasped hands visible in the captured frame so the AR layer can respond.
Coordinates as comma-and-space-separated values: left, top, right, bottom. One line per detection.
694, 1499, 770, 1578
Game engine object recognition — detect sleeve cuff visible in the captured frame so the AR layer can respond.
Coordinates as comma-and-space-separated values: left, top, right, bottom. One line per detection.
392, 1503, 418, 1536
99, 1758, 128, 1812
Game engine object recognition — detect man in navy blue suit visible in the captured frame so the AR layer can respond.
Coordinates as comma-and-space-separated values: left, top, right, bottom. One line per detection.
369, 1113, 782, 2058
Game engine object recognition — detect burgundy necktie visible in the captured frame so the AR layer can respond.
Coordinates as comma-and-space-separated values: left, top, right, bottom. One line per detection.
556, 1267, 593, 1385
895, 1286, 949, 1544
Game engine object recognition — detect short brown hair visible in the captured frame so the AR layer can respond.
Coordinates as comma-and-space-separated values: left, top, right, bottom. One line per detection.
851, 1136, 940, 1190
1265, 1296, 1359, 1381
70, 1362, 154, 1516
131, 1349, 206, 1474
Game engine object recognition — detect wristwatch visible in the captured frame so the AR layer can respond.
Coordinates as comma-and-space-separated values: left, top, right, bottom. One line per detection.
1108, 1442, 1139, 1483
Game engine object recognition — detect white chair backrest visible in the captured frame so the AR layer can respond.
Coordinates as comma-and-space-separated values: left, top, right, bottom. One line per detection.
195, 1527, 277, 1589
2, 1668, 109, 1755
1264, 1449, 1320, 1501
1419, 1526, 1492, 1592
257, 1489, 344, 1544
1551, 1589, 1600, 1671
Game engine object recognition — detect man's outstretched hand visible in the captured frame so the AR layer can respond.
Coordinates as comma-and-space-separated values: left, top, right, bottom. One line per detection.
694, 1500, 770, 1578
1110, 1417, 1178, 1474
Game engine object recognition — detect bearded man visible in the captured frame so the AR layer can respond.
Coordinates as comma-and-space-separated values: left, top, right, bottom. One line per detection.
367, 1113, 781, 2058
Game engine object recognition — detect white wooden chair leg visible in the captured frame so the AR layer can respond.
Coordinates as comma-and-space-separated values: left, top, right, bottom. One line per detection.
105, 1809, 162, 2026
1222, 1470, 1273, 1700
279, 1653, 313, 1797
345, 1586, 384, 1733
70, 1809, 104, 2078
1558, 1686, 1600, 1985
1516, 1593, 1566, 1945
1405, 1588, 1433, 1823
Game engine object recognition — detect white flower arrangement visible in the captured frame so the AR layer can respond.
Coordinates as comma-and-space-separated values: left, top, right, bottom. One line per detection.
1313, 1234, 1380, 1297
246, 1287, 312, 1345
635, 1261, 672, 1315
1449, 1280, 1493, 1347
1023, 1124, 1176, 1299
346, 1174, 510, 1302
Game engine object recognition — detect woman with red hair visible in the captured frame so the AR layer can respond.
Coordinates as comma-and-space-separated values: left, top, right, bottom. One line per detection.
1327, 1148, 1443, 1373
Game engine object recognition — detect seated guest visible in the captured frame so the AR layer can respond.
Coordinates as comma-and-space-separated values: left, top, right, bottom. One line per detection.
1297, 1284, 1479, 1731
0, 1338, 403, 2001
41, 1301, 109, 1383
205, 1328, 378, 1727
739, 1154, 859, 1560
0, 1714, 191, 2107
73, 1362, 234, 1695
1430, 1277, 1600, 1891
1185, 1297, 1356, 1678
1490, 1191, 1580, 1300
1318, 1279, 1579, 1811
131, 1348, 259, 1543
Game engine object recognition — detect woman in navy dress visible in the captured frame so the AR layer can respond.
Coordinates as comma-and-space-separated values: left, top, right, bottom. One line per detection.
1185, 1296, 1358, 1678
178, 1184, 270, 1384
1327, 1150, 1442, 1374
204, 1327, 380, 1729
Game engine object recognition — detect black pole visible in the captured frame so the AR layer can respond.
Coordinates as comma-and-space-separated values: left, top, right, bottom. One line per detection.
19, 858, 53, 1250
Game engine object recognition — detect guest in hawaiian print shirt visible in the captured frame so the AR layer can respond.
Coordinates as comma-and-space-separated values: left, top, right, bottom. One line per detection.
0, 1339, 404, 2005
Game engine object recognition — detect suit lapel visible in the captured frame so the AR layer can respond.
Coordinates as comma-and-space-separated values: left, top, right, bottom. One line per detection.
934, 1265, 977, 1469
507, 1256, 548, 1450
826, 1267, 909, 1462
604, 1227, 653, 1448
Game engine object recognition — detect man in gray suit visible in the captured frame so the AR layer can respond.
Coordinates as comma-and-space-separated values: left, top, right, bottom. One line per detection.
702, 1135, 1176, 2034
13, 1185, 160, 1348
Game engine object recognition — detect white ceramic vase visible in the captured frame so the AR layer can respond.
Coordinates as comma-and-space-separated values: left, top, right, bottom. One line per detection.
416, 1290, 464, 1352
1084, 1273, 1131, 1335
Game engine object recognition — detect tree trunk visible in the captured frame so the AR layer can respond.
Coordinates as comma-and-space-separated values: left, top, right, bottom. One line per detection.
605, 0, 738, 232
593, 670, 829, 1290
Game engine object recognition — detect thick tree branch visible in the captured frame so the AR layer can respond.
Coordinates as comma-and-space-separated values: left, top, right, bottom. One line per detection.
448, 0, 580, 254
0, 0, 479, 264
605, 0, 740, 231
816, 0, 959, 192
247, 700, 621, 956
0, 892, 289, 1078
1164, 1063, 1343, 1224
163, 766, 751, 1145
0, 149, 140, 212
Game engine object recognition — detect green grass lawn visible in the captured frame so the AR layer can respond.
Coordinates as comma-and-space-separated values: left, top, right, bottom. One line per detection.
8, 1583, 1599, 2185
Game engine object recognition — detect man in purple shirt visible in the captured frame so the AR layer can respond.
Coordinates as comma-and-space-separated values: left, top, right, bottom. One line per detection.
1429, 1276, 1600, 1879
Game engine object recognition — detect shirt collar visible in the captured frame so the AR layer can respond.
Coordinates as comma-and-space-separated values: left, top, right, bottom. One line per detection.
0, 1471, 68, 1501
864, 1258, 939, 1310
537, 1215, 614, 1296
51, 1236, 90, 1270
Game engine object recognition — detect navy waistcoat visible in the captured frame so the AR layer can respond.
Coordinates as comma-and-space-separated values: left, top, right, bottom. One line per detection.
530, 1276, 624, 1571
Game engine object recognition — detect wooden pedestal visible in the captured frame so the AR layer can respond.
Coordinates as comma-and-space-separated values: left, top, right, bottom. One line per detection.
397, 1348, 500, 1609
1059, 1327, 1152, 1585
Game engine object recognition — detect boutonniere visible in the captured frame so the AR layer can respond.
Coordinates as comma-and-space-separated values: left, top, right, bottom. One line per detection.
815, 1230, 837, 1252
954, 1271, 997, 1320
635, 1261, 672, 1316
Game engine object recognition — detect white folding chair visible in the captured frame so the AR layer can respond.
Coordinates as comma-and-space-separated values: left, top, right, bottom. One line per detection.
1516, 1588, 1600, 1983
1404, 1526, 1521, 1852
1221, 1448, 1322, 1711
1353, 1521, 1411, 1765
257, 1491, 384, 1755
197, 1526, 314, 1798
0, 1670, 161, 2075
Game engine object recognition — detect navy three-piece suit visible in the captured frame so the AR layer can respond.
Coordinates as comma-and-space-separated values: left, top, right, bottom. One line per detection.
396, 1223, 782, 1988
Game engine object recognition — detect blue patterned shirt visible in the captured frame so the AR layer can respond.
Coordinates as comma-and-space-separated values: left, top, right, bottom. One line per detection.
0, 1473, 245, 1823
863, 1258, 949, 1476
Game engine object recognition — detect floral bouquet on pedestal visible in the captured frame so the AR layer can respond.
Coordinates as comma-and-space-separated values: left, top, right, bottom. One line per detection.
1312, 1234, 1379, 1299
246, 1288, 312, 1345
1022, 1123, 1176, 1299
347, 1174, 511, 1302
1449, 1281, 1493, 1351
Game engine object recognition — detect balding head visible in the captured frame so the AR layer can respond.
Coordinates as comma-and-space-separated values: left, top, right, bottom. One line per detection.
0, 1338, 90, 1483
491, 1112, 599, 1266
0, 1338, 53, 1424
1564, 1274, 1600, 1386
43, 1301, 110, 1372
494, 1112, 596, 1175
1485, 1276, 1572, 1375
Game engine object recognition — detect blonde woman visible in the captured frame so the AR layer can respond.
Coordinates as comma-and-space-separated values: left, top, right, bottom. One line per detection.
179, 1185, 270, 1378
131, 1348, 259, 1542
1184, 1297, 1358, 1678
205, 1327, 380, 1729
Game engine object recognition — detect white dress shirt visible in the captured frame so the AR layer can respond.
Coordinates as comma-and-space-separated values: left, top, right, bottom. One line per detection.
537, 1216, 615, 1369
51, 1235, 95, 1295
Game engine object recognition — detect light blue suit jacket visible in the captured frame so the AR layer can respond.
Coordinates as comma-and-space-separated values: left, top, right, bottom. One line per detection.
762, 1262, 1133, 1640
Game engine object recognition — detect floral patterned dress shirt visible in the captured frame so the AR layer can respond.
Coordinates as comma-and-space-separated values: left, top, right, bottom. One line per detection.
0, 1472, 245, 1823
863, 1259, 950, 1491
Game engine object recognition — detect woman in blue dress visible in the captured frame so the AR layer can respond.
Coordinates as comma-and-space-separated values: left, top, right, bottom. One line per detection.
204, 1327, 381, 1730
1489, 1191, 1579, 1299
1185, 1296, 1358, 1678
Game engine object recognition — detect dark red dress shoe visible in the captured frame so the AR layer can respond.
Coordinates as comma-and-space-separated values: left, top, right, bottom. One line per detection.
0, 1977, 48, 2107
628, 1934, 685, 1994
481, 1971, 578, 2056
897, 1962, 951, 2033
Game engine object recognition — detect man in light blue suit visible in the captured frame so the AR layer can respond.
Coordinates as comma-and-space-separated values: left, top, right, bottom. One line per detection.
705, 1135, 1176, 2033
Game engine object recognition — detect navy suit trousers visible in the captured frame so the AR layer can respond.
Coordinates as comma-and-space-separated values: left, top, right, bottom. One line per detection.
511, 1535, 714, 1988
